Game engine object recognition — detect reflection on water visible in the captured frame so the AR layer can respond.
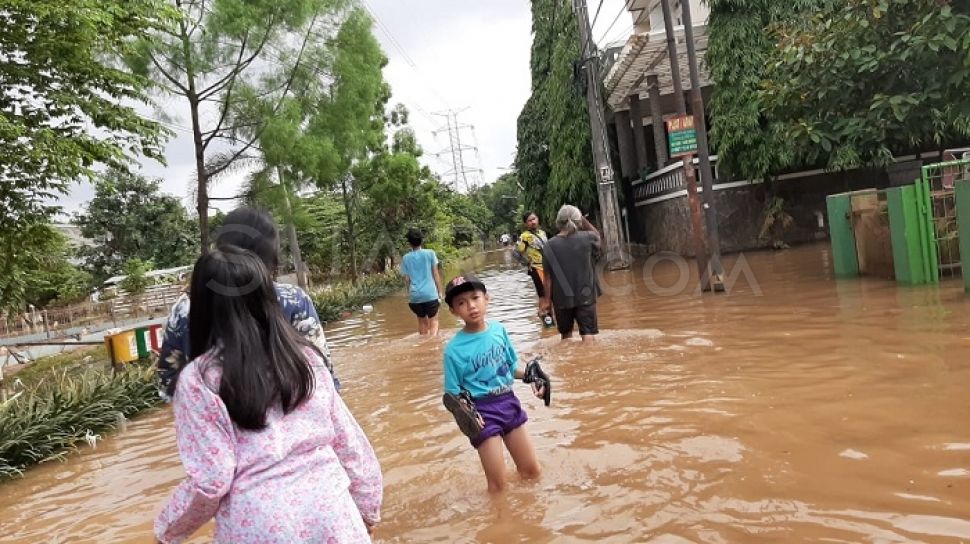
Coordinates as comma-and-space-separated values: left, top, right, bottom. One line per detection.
2, 244, 970, 543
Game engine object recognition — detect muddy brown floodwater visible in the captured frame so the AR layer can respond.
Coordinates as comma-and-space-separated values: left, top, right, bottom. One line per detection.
2, 244, 969, 543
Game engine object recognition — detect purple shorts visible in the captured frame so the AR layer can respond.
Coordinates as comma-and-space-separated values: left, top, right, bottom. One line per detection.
470, 392, 528, 448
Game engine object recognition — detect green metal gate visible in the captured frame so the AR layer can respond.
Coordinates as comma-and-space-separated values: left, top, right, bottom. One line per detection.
921, 159, 968, 283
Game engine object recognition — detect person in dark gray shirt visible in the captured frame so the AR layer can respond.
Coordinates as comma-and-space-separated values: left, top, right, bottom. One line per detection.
539, 205, 601, 341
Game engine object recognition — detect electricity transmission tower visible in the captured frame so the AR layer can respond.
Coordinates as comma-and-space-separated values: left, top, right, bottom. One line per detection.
432, 108, 483, 192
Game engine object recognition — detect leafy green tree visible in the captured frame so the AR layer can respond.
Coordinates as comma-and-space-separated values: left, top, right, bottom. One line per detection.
119, 258, 153, 298
469, 172, 523, 239
304, 9, 390, 279
516, 0, 595, 227
23, 243, 94, 309
128, 0, 349, 252
761, 0, 970, 170
708, 0, 970, 178
0, 0, 173, 312
226, 7, 389, 283
1, 226, 92, 314
0, 0, 172, 228
354, 137, 438, 271
76, 170, 197, 283
706, 0, 830, 181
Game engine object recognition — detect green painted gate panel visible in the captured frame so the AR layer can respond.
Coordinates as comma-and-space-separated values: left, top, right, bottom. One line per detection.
887, 186, 927, 284
826, 193, 859, 277
916, 172, 941, 283
956, 180, 970, 293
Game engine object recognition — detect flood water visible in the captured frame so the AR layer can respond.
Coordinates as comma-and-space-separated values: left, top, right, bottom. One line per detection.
2, 244, 970, 543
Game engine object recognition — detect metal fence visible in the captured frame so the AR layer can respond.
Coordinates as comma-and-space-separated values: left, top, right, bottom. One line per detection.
921, 158, 968, 281
0, 283, 183, 341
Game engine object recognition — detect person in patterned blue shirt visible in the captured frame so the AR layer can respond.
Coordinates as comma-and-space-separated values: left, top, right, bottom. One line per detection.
156, 207, 337, 400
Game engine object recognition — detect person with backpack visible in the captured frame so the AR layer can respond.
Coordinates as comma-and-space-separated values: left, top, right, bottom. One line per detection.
514, 211, 553, 327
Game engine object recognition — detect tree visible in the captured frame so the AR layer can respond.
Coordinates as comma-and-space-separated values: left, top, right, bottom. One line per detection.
0, 225, 90, 314
119, 258, 153, 298
76, 170, 197, 283
22, 233, 93, 309
128, 0, 349, 253
469, 172, 523, 239
706, 0, 830, 182
516, 0, 596, 228
0, 0, 173, 312
708, 0, 970, 179
222, 7, 389, 284
353, 130, 438, 271
761, 0, 970, 171
303, 9, 390, 279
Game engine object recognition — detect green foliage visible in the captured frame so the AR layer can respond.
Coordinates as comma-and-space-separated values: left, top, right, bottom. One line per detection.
23, 247, 93, 309
119, 258, 153, 296
516, 0, 596, 226
0, 0, 173, 312
0, 365, 160, 480
0, 224, 91, 314
708, 0, 970, 178
761, 0, 970, 171
129, 0, 351, 250
706, 0, 831, 181
0, 0, 173, 238
468, 172, 524, 239
75, 169, 197, 283
309, 272, 401, 322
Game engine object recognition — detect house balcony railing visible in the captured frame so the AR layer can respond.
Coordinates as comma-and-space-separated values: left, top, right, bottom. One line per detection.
632, 155, 719, 205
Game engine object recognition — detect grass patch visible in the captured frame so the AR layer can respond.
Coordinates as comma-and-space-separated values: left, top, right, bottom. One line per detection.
6, 346, 107, 387
310, 272, 403, 323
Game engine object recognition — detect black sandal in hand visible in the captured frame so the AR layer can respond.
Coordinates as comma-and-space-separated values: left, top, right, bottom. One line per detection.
523, 357, 551, 406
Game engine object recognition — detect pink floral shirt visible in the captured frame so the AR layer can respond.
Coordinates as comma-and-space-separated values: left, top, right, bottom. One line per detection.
155, 349, 382, 543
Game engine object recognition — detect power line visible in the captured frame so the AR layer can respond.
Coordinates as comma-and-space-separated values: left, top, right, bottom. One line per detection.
595, 0, 632, 46
598, 23, 634, 49
360, 0, 418, 68
360, 0, 450, 109
589, 0, 606, 29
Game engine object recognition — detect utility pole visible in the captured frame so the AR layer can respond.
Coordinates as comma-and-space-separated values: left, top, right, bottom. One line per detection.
659, 0, 722, 292
573, 0, 630, 270
680, 0, 724, 287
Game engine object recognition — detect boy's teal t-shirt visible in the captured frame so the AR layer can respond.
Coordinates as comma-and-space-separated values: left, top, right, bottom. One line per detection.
401, 248, 439, 303
443, 320, 518, 399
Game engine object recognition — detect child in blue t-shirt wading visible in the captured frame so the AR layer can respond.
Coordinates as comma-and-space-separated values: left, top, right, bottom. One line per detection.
442, 273, 550, 493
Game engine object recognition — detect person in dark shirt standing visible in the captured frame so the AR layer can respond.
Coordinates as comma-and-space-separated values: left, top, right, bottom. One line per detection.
539, 205, 601, 342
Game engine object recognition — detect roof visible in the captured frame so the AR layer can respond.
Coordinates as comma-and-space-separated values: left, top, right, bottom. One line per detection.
103, 265, 192, 286
603, 25, 710, 112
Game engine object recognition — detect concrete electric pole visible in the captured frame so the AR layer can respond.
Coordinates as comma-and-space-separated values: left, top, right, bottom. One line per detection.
573, 0, 631, 271
659, 0, 723, 292
680, 0, 725, 286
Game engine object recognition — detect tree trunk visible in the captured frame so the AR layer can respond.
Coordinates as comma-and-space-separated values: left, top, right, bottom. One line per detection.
278, 167, 308, 291
180, 21, 208, 255
340, 175, 358, 284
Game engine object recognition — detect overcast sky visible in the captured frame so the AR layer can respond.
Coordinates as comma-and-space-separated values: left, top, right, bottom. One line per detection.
59, 0, 632, 218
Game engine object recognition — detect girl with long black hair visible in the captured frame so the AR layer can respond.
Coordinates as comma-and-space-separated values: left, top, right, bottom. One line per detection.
155, 246, 382, 543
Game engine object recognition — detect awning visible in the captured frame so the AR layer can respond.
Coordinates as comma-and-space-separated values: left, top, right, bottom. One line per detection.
603, 25, 710, 113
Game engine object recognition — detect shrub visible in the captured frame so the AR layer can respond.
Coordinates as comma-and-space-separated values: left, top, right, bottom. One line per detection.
0, 365, 160, 480
310, 272, 402, 323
